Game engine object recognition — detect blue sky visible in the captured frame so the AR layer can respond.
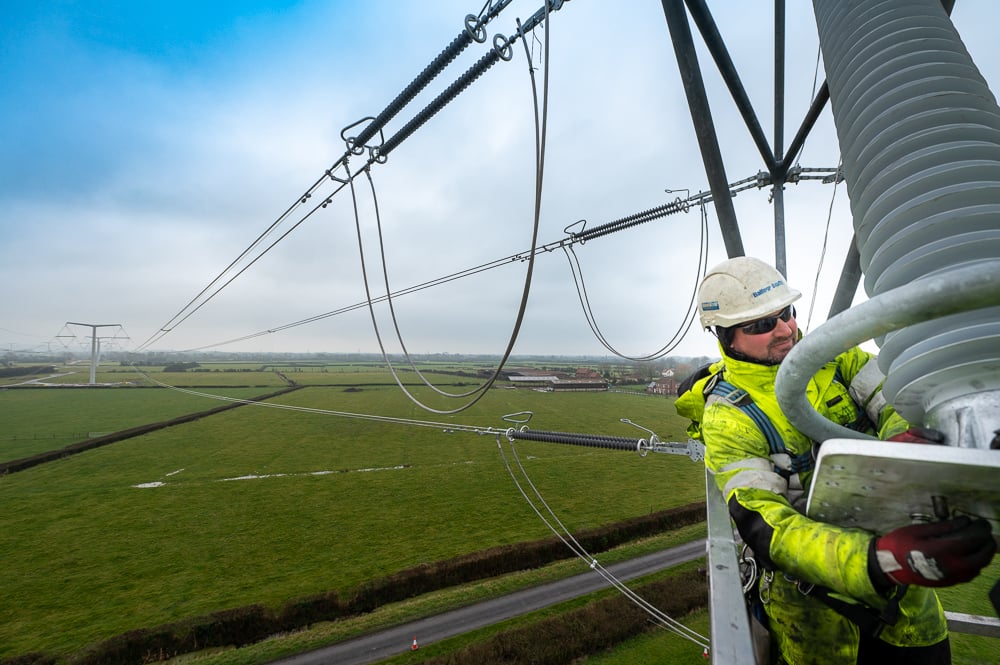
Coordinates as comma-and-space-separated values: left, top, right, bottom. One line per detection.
3, 1, 999, 359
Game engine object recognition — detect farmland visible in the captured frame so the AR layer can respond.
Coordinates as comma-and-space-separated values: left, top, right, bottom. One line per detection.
5, 358, 996, 665
0, 359, 704, 660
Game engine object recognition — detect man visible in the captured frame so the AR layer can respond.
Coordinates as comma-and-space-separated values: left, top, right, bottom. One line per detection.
675, 256, 995, 665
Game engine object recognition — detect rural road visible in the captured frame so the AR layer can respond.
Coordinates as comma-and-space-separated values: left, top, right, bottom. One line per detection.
271, 539, 706, 665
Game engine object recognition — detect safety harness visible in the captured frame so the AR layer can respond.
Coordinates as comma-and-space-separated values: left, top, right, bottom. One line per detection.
692, 366, 902, 638
705, 373, 815, 478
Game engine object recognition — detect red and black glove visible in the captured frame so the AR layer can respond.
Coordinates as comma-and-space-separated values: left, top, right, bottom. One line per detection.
887, 426, 946, 444
869, 516, 996, 589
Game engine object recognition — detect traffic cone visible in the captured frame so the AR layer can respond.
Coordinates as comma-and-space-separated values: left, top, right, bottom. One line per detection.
411, 636, 419, 651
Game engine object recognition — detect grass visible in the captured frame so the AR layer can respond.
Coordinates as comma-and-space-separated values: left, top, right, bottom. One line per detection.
0, 384, 697, 658
0, 387, 270, 459
578, 559, 1000, 665
8, 372, 994, 665
580, 609, 711, 664
121, 369, 291, 388
936, 557, 1000, 664
369, 560, 710, 665
169, 525, 709, 665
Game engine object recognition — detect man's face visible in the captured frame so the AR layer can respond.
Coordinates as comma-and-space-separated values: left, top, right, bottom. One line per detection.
730, 306, 798, 364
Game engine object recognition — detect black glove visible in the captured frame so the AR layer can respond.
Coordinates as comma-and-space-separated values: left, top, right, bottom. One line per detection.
887, 426, 946, 444
869, 516, 996, 588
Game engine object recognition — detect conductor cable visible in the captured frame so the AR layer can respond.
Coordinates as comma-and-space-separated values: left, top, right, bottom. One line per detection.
346, 1, 512, 152
347, 7, 555, 415
170, 177, 763, 354
361, 166, 491, 399
137, 171, 354, 351
496, 433, 710, 650
139, 3, 540, 352
125, 361, 500, 434
563, 201, 709, 360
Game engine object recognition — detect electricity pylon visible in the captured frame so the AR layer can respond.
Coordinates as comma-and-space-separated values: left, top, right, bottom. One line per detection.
60, 322, 129, 385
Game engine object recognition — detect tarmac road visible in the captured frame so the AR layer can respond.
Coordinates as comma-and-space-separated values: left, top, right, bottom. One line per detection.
271, 539, 706, 665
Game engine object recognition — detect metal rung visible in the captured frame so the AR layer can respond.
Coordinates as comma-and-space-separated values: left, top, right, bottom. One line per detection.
945, 611, 1000, 638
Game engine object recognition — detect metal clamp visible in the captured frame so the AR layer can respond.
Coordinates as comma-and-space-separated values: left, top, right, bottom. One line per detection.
760, 570, 774, 605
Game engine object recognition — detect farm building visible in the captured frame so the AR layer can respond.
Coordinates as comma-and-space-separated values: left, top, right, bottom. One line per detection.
646, 377, 679, 396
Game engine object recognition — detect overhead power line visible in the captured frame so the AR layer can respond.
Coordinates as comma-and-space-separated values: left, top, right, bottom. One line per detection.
138, 0, 569, 353
174, 168, 839, 355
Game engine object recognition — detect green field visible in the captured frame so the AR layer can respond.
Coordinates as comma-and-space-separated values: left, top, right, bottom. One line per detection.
3, 364, 998, 665
0, 387, 274, 459
0, 379, 701, 659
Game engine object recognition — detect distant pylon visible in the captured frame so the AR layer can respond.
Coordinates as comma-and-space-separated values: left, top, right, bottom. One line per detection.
411, 636, 419, 651
62, 322, 128, 384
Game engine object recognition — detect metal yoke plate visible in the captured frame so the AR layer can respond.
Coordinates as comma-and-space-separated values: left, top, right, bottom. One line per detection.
806, 439, 1000, 535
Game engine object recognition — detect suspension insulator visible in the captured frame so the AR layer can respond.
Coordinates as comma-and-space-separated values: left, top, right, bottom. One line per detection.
814, 0, 1000, 447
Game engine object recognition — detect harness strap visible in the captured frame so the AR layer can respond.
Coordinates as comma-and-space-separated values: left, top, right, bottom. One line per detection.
803, 582, 905, 638
710, 379, 814, 477
712, 380, 785, 454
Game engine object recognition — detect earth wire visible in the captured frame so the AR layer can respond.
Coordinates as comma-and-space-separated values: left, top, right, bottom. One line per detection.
804, 157, 842, 333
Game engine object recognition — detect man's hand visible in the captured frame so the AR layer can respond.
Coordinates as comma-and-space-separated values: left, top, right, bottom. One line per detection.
887, 426, 946, 444
870, 516, 996, 588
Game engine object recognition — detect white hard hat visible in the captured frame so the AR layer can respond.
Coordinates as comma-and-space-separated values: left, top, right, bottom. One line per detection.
697, 256, 801, 328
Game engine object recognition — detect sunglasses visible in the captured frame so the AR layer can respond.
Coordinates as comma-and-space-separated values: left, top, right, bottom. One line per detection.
739, 305, 796, 335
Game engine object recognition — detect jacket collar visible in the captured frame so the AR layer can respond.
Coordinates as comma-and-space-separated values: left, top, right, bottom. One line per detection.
717, 342, 781, 387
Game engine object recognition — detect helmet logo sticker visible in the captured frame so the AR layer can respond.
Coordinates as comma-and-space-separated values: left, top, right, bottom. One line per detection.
752, 279, 785, 298
701, 300, 720, 311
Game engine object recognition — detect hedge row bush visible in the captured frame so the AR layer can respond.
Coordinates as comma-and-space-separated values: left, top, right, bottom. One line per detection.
65, 605, 276, 665
1, 503, 705, 665
0, 366, 56, 379
422, 567, 708, 665
342, 502, 705, 614
0, 654, 56, 665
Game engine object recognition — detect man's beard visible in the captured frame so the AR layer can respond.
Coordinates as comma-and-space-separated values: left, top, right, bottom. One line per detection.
767, 335, 797, 365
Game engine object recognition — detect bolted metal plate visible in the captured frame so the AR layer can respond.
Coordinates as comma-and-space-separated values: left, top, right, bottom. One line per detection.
806, 439, 1000, 535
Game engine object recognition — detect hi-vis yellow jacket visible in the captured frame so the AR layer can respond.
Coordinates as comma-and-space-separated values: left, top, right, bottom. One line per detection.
675, 345, 947, 664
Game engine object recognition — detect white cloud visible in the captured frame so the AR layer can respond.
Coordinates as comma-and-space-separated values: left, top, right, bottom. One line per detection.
3, 1, 999, 360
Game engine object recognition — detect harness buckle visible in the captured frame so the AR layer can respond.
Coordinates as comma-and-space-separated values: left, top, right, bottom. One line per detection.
724, 388, 753, 407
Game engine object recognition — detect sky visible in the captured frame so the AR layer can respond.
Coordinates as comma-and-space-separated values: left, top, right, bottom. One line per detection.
3, 1, 999, 360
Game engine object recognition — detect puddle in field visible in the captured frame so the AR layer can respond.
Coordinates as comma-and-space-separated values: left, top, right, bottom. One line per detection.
131, 469, 184, 489
219, 465, 408, 482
